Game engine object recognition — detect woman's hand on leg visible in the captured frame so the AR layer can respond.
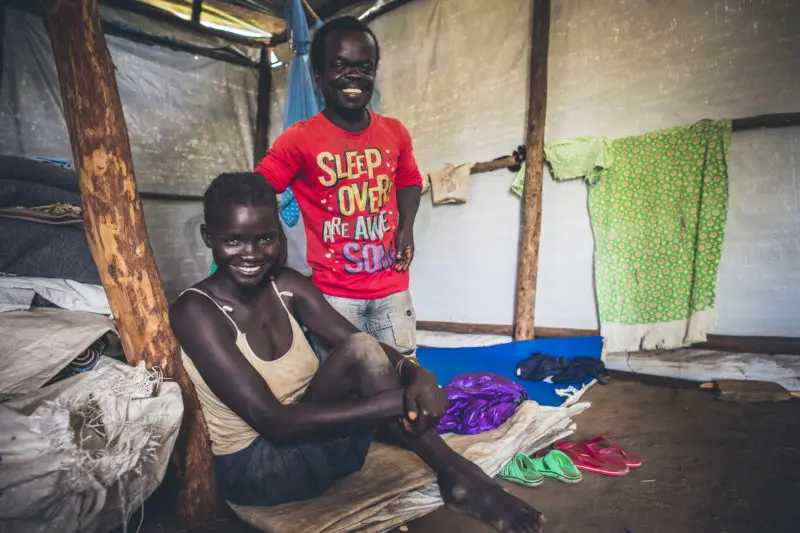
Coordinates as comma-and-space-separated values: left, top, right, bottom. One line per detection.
401, 367, 449, 435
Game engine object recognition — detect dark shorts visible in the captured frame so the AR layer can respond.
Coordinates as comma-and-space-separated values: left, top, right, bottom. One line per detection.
213, 432, 373, 507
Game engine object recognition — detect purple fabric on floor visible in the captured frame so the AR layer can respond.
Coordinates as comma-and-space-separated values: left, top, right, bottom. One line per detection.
436, 372, 528, 435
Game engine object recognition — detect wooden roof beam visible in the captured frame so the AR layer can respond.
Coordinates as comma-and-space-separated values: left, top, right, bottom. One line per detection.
100, 0, 268, 48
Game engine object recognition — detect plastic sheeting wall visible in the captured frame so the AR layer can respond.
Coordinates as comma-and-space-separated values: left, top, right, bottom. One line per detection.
0, 9, 257, 196
0, 8, 259, 298
352, 0, 800, 336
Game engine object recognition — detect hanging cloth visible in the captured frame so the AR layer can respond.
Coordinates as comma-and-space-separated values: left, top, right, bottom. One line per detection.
279, 0, 323, 227
520, 121, 732, 352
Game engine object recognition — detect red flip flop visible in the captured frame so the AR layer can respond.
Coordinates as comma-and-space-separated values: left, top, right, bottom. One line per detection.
584, 436, 642, 469
541, 441, 630, 477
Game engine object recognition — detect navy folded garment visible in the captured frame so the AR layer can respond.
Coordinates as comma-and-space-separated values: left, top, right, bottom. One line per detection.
516, 352, 608, 384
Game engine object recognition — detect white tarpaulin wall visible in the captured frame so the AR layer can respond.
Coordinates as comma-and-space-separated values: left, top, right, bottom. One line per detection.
0, 8, 258, 197
267, 0, 800, 337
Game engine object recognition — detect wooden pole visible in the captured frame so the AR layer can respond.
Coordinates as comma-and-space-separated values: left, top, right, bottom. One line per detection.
513, 0, 550, 341
191, 0, 203, 24
254, 44, 272, 166
732, 112, 800, 132
470, 155, 519, 174
101, 0, 267, 48
416, 320, 599, 339
43, 0, 222, 526
359, 0, 417, 23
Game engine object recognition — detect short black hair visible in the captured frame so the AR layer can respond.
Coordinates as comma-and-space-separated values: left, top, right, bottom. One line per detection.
203, 172, 277, 227
310, 16, 380, 74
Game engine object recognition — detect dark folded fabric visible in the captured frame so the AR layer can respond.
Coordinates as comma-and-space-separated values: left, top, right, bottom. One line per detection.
516, 352, 608, 384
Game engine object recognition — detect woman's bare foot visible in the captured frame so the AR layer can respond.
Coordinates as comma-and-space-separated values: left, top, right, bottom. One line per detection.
438, 457, 545, 533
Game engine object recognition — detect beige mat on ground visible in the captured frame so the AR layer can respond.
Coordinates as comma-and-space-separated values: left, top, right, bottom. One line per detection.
231, 401, 589, 533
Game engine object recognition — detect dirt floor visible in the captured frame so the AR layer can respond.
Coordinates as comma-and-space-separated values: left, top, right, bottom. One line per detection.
128, 373, 800, 533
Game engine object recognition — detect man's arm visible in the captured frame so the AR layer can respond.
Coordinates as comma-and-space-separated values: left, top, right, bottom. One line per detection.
170, 293, 405, 444
393, 121, 423, 272
255, 125, 305, 193
395, 185, 421, 272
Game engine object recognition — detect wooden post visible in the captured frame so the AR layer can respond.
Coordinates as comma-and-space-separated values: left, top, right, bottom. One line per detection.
254, 44, 272, 166
43, 0, 222, 526
191, 0, 202, 24
514, 0, 550, 341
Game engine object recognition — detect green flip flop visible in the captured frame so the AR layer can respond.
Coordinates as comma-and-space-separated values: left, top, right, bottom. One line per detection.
532, 449, 583, 484
498, 452, 544, 487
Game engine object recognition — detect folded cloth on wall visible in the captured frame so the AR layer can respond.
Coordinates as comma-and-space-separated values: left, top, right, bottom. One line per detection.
520, 120, 731, 353
418, 336, 606, 408
0, 308, 115, 396
516, 353, 608, 384
229, 401, 589, 533
428, 163, 474, 205
0, 358, 183, 533
0, 275, 111, 315
436, 373, 528, 435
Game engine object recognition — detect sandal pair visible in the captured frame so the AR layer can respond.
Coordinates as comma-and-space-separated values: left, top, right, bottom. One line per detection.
498, 449, 583, 487
543, 436, 642, 477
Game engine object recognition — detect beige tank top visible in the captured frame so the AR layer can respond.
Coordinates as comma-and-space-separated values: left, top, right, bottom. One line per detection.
180, 282, 320, 455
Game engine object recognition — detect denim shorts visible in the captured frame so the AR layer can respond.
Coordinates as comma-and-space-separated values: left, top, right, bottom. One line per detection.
214, 432, 373, 507
322, 290, 417, 356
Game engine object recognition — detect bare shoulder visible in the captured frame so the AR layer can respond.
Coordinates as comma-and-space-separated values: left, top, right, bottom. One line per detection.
272, 268, 320, 301
169, 287, 227, 340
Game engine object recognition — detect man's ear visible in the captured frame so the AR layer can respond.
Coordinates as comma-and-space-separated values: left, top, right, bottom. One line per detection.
200, 224, 211, 248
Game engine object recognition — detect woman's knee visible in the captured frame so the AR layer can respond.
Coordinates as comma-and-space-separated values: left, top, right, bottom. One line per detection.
337, 333, 398, 387
337, 333, 381, 360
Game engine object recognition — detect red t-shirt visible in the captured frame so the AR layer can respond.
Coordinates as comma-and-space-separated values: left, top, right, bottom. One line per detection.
256, 112, 423, 299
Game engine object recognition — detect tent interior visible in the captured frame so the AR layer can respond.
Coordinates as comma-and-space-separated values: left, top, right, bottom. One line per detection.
1, 0, 799, 532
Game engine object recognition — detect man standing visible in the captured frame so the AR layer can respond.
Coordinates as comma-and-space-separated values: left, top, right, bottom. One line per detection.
256, 16, 421, 354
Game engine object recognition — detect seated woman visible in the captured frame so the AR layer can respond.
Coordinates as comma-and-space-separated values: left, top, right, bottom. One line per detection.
170, 172, 544, 533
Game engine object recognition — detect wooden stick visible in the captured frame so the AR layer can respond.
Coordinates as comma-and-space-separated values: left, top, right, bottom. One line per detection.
140, 191, 204, 202
359, 0, 417, 23
100, 20, 259, 68
268, 0, 322, 48
454, 109, 800, 177
101, 0, 267, 48
190, 0, 203, 24
254, 45, 272, 166
471, 155, 519, 174
697, 334, 800, 356
732, 112, 800, 132
300, 0, 321, 25
416, 321, 800, 355
317, 0, 373, 19
44, 0, 222, 525
514, 0, 550, 341
416, 321, 599, 339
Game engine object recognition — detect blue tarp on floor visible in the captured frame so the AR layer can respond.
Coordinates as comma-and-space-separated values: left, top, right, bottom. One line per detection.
417, 336, 605, 407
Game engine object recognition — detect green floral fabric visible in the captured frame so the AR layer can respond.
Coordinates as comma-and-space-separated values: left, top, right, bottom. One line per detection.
542, 120, 732, 331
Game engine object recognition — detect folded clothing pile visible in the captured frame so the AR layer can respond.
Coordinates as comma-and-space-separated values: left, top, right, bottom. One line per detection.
516, 352, 609, 384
